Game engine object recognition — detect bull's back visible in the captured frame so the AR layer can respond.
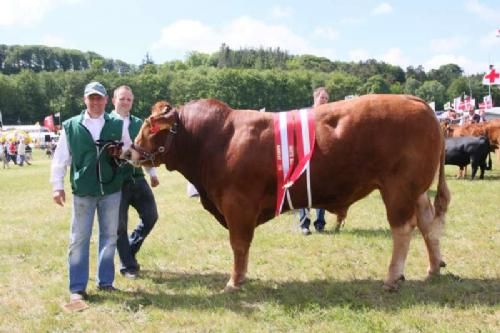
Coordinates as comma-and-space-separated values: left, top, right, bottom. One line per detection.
309, 95, 442, 203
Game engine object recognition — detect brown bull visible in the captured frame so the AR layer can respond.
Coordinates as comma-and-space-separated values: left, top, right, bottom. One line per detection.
127, 94, 450, 292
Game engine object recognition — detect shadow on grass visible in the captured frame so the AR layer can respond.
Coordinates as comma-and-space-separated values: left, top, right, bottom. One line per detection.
332, 227, 390, 238
444, 174, 500, 181
90, 270, 499, 313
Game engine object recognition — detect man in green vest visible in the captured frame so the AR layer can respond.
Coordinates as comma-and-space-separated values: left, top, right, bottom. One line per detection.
112, 85, 159, 279
50, 81, 124, 306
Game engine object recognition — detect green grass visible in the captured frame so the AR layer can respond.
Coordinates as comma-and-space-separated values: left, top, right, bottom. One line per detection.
0, 150, 499, 332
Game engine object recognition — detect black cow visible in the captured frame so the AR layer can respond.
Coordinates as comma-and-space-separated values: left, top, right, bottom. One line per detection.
445, 136, 492, 179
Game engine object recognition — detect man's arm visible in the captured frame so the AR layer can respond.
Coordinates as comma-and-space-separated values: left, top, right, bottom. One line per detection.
50, 130, 71, 206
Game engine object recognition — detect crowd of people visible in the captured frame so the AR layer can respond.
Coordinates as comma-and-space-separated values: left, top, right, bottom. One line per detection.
0, 139, 32, 168
439, 105, 488, 125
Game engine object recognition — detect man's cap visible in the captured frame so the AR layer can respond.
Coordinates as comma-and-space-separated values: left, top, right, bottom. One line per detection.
84, 81, 107, 97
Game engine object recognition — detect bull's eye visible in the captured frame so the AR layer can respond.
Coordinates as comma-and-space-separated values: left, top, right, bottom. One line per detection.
158, 146, 165, 153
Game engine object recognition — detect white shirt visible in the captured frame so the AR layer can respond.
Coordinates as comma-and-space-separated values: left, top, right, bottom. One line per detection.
111, 110, 157, 178
17, 142, 26, 155
50, 111, 105, 191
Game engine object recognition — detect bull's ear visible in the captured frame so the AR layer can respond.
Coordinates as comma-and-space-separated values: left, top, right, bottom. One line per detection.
149, 110, 176, 133
161, 103, 173, 114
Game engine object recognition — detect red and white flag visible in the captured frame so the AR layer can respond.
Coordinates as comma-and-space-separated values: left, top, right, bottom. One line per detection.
453, 96, 462, 111
482, 95, 493, 109
483, 68, 500, 85
44, 114, 55, 132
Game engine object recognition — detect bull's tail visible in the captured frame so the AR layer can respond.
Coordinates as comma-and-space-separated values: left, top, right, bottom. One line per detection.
434, 142, 451, 221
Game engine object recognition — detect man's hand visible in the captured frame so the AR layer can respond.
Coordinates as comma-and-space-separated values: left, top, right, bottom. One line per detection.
53, 190, 66, 207
106, 143, 123, 159
150, 176, 159, 188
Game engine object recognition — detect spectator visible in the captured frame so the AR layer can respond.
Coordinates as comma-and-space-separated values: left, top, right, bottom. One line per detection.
460, 106, 480, 125
111, 85, 159, 279
8, 141, 17, 165
0, 141, 8, 169
298, 87, 329, 236
478, 108, 487, 123
17, 140, 31, 166
50, 81, 124, 306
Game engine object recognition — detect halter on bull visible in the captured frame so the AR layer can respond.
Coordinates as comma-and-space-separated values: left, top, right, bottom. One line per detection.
125, 95, 450, 292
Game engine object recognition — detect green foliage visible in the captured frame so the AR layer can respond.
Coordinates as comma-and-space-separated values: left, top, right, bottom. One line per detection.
404, 77, 421, 96
360, 74, 391, 94
405, 65, 427, 82
325, 72, 362, 101
287, 55, 338, 72
1, 44, 499, 123
0, 44, 132, 74
415, 80, 447, 108
428, 64, 463, 87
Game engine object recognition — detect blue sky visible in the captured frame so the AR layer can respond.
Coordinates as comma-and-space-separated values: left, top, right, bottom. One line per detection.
1, 0, 499, 74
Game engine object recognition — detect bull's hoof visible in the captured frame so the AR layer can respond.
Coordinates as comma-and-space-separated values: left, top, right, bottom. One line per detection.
222, 284, 241, 293
427, 261, 446, 277
383, 275, 405, 292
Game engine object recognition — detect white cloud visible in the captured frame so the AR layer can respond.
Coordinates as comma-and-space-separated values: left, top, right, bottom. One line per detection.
465, 0, 500, 23
152, 17, 332, 58
40, 34, 69, 48
340, 17, 364, 25
478, 30, 500, 48
381, 47, 409, 68
152, 20, 218, 53
424, 54, 488, 74
371, 2, 393, 15
349, 49, 370, 62
0, 0, 80, 26
312, 27, 339, 41
270, 5, 293, 19
429, 36, 466, 53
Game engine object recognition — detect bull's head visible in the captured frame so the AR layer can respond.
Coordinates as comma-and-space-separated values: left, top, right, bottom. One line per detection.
123, 100, 177, 167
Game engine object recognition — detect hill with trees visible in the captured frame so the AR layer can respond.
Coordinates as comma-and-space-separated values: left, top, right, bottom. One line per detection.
0, 44, 496, 125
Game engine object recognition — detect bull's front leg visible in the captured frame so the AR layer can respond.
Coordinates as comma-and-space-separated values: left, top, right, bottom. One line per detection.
220, 198, 257, 292
334, 208, 348, 233
224, 222, 255, 292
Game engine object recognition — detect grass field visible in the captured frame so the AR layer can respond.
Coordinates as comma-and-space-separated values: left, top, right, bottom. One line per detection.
0, 150, 499, 332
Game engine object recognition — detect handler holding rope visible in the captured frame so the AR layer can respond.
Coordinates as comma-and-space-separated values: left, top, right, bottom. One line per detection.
50, 81, 124, 308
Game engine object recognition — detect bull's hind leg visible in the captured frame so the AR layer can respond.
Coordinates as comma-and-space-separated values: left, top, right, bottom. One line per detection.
384, 217, 416, 291
415, 193, 446, 277
380, 186, 418, 291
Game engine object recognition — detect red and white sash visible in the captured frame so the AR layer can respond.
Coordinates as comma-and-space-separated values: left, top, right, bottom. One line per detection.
273, 108, 316, 216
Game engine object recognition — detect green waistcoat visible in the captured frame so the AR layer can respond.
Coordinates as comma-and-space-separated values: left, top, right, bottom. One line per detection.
114, 113, 146, 182
64, 111, 124, 196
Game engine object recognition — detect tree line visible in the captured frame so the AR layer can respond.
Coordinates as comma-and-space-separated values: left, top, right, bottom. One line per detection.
0, 44, 497, 125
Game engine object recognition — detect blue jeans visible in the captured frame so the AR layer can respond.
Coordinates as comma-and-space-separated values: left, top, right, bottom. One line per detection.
68, 191, 121, 293
117, 178, 158, 272
298, 208, 326, 230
